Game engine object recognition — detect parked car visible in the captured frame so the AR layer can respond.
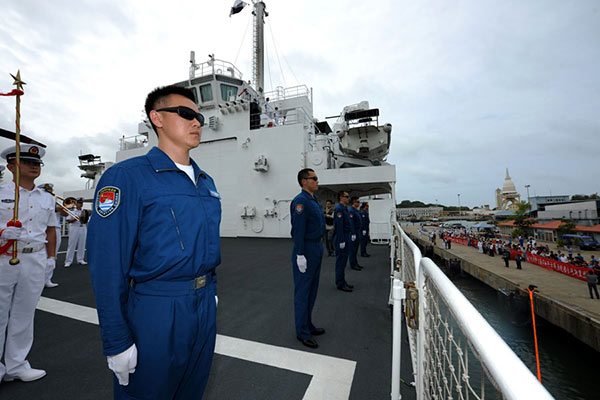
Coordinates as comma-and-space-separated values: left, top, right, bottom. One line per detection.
562, 234, 599, 250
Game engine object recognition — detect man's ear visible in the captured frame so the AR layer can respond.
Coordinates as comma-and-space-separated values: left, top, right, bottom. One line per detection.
6, 163, 15, 173
149, 110, 163, 129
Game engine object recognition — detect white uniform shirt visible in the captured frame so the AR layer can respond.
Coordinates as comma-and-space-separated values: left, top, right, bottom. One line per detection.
69, 208, 83, 227
0, 182, 59, 246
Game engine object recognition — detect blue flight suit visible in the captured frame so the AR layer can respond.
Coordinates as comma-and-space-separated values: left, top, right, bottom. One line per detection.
290, 190, 325, 340
349, 207, 362, 268
360, 209, 370, 256
333, 203, 352, 288
87, 147, 221, 400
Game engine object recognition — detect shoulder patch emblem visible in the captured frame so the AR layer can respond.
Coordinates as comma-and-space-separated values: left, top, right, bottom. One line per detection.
337, 212, 342, 218
295, 204, 304, 214
96, 186, 121, 218
350, 214, 353, 218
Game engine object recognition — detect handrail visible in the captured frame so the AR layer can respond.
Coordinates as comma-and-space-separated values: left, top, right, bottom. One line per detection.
390, 223, 554, 400
420, 257, 554, 399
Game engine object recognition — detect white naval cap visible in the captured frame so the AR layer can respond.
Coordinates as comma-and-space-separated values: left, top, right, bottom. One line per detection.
1, 144, 45, 164
38, 182, 54, 191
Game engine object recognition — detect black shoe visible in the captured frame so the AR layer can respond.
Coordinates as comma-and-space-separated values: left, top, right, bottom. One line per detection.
346, 283, 354, 289
311, 328, 325, 336
337, 285, 353, 292
297, 337, 319, 348
351, 266, 362, 271
361, 254, 371, 257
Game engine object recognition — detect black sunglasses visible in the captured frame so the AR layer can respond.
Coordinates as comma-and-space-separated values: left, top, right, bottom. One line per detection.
156, 106, 205, 126
304, 176, 318, 181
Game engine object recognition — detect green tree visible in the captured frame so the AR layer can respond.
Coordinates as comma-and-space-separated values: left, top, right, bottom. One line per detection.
511, 201, 533, 228
571, 193, 599, 201
557, 220, 576, 236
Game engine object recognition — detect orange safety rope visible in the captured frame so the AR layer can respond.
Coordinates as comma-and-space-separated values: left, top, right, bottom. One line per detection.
527, 285, 542, 382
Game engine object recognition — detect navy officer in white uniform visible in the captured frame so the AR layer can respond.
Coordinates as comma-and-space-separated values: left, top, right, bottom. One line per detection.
0, 144, 58, 383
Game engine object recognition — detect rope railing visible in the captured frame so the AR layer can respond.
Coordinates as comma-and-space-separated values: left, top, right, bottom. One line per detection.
389, 222, 554, 400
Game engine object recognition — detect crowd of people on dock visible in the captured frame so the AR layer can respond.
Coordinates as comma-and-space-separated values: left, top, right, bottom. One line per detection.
417, 226, 600, 300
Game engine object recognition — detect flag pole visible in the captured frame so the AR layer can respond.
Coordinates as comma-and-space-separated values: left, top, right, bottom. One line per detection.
8, 71, 26, 265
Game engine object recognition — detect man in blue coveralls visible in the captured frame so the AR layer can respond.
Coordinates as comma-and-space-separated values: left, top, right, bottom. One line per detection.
334, 191, 354, 292
87, 86, 221, 399
348, 197, 363, 271
290, 168, 325, 349
359, 202, 371, 257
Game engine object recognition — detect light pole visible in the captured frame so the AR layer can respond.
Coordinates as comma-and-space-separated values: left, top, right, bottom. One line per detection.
457, 194, 461, 216
525, 184, 531, 203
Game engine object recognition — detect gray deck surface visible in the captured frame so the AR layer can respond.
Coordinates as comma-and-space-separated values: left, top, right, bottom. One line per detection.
0, 237, 416, 400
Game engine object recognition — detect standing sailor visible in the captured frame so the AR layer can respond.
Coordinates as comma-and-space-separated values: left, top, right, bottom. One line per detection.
37, 183, 60, 287
0, 144, 57, 383
290, 168, 326, 349
359, 202, 371, 257
88, 85, 221, 399
324, 200, 335, 257
348, 197, 362, 271
64, 198, 87, 267
334, 191, 354, 292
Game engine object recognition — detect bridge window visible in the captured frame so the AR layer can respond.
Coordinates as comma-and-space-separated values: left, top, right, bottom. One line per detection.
200, 84, 213, 102
220, 84, 238, 101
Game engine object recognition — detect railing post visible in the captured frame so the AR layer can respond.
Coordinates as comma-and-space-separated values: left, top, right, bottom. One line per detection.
416, 259, 426, 400
391, 277, 405, 400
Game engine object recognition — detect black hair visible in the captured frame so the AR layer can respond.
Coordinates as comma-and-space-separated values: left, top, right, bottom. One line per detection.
144, 85, 196, 136
350, 196, 359, 204
337, 191, 348, 201
326, 199, 333, 204
297, 168, 314, 187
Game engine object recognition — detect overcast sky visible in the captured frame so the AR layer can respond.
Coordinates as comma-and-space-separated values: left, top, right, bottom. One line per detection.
1, 0, 598, 207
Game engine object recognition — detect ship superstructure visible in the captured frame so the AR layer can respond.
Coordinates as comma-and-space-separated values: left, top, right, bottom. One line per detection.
67, 1, 396, 238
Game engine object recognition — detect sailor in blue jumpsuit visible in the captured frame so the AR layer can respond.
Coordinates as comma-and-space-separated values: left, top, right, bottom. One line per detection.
334, 192, 353, 291
290, 169, 326, 348
88, 86, 220, 400
359, 203, 371, 257
348, 197, 363, 271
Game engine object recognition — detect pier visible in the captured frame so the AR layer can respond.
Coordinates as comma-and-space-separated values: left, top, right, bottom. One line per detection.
401, 225, 600, 352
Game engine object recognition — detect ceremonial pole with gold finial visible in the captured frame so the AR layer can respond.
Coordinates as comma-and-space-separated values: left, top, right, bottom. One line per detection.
8, 71, 26, 265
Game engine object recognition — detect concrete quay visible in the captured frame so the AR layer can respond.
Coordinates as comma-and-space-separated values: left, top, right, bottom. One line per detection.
401, 225, 600, 352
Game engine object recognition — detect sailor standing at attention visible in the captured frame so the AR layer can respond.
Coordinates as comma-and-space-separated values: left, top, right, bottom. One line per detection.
290, 168, 326, 349
64, 198, 87, 267
38, 183, 61, 287
348, 197, 363, 271
334, 191, 354, 292
87, 85, 221, 400
0, 144, 57, 383
359, 202, 371, 257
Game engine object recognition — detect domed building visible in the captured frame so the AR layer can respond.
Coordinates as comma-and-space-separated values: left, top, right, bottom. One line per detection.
495, 168, 521, 210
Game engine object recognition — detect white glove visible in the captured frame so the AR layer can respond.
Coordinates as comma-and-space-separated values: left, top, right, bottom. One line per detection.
296, 255, 307, 273
215, 295, 218, 306
46, 257, 56, 273
351, 234, 356, 242
107, 344, 137, 386
339, 242, 346, 250
362, 230, 366, 236
1, 226, 24, 241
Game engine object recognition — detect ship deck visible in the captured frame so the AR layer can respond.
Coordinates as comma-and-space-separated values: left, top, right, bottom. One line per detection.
0, 237, 416, 400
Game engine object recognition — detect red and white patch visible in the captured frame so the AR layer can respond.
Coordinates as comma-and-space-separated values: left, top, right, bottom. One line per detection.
337, 212, 342, 218
96, 186, 121, 218
295, 204, 304, 214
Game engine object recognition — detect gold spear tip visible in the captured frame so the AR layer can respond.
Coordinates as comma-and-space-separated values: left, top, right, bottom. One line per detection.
10, 70, 26, 91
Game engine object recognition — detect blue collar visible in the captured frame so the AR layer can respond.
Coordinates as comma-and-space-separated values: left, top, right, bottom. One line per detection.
146, 146, 203, 178
301, 189, 318, 201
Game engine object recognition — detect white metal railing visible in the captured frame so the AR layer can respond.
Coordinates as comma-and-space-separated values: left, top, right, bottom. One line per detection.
119, 134, 149, 151
189, 58, 243, 81
263, 85, 310, 102
390, 222, 554, 400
